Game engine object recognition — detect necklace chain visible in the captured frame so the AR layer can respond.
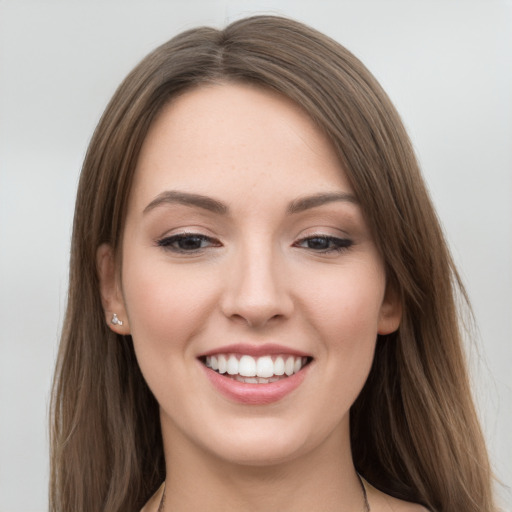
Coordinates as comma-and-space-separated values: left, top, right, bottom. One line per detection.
156, 474, 370, 511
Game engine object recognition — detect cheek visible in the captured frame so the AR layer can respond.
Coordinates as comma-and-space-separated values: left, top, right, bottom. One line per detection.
305, 263, 385, 340
300, 261, 385, 387
121, 258, 223, 413
121, 257, 219, 359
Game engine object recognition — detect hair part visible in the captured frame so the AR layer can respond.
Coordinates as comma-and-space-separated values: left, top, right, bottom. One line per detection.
50, 15, 496, 511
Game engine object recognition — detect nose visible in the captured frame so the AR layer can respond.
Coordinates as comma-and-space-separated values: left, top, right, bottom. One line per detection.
220, 243, 294, 329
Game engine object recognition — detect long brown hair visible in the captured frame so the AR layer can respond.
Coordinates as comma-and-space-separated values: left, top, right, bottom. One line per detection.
50, 15, 496, 512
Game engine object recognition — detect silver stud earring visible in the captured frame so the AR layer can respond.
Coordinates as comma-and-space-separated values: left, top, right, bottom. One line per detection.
111, 313, 123, 326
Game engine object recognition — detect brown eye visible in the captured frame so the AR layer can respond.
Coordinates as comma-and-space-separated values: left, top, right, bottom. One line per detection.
295, 236, 352, 253
157, 233, 220, 252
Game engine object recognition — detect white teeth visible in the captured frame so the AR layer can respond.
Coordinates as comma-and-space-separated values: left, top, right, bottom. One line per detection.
227, 355, 238, 375
217, 354, 227, 374
205, 353, 309, 381
239, 355, 257, 377
256, 356, 274, 378
284, 356, 295, 376
274, 356, 285, 375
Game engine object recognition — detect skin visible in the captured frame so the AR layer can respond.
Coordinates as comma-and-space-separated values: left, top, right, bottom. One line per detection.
98, 82, 426, 511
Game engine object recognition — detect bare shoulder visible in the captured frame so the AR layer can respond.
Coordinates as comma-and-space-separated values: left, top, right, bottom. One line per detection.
364, 479, 430, 512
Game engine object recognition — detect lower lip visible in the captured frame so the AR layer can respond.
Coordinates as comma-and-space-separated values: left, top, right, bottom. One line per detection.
200, 362, 310, 405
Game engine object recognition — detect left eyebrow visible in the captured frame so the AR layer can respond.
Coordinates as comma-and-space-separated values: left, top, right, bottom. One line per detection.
286, 192, 358, 214
143, 190, 229, 215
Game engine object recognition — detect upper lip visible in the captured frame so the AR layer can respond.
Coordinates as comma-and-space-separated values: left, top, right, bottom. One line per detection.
198, 343, 312, 359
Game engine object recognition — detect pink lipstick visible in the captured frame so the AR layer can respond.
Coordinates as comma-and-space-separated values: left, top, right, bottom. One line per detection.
198, 344, 312, 405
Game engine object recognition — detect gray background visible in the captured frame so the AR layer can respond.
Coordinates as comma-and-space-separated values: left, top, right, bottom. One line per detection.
1, 1, 511, 510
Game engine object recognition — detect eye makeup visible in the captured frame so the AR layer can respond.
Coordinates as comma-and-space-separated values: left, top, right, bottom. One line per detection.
293, 235, 353, 254
156, 232, 221, 253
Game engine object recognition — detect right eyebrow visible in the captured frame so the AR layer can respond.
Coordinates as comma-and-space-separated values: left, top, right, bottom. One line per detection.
143, 190, 229, 215
286, 192, 358, 214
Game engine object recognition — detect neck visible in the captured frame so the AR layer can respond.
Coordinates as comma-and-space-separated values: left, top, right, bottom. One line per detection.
160, 416, 364, 512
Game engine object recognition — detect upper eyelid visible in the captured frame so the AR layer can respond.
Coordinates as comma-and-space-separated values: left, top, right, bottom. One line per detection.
294, 234, 352, 244
294, 231, 351, 242
160, 231, 214, 238
156, 228, 219, 241
157, 232, 219, 243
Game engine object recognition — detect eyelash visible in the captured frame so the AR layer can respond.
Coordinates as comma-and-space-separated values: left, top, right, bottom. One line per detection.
293, 235, 353, 253
157, 233, 220, 253
157, 233, 353, 254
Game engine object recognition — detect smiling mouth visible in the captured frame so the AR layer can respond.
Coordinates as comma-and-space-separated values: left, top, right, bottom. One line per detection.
200, 354, 313, 384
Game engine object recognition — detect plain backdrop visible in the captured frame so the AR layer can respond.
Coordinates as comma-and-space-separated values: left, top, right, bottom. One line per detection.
0, 1, 511, 510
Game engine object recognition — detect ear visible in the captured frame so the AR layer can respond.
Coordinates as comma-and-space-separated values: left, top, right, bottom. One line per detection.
96, 243, 130, 335
377, 283, 402, 335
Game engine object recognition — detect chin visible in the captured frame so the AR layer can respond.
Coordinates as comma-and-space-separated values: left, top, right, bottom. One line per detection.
210, 437, 308, 468
195, 415, 329, 468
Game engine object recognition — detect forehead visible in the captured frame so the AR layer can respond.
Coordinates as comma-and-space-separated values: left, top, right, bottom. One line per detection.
130, 82, 352, 212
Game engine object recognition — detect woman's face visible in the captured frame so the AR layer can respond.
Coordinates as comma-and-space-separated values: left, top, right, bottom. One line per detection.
100, 82, 401, 466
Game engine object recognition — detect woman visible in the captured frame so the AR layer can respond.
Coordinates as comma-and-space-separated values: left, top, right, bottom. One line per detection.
49, 15, 497, 512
